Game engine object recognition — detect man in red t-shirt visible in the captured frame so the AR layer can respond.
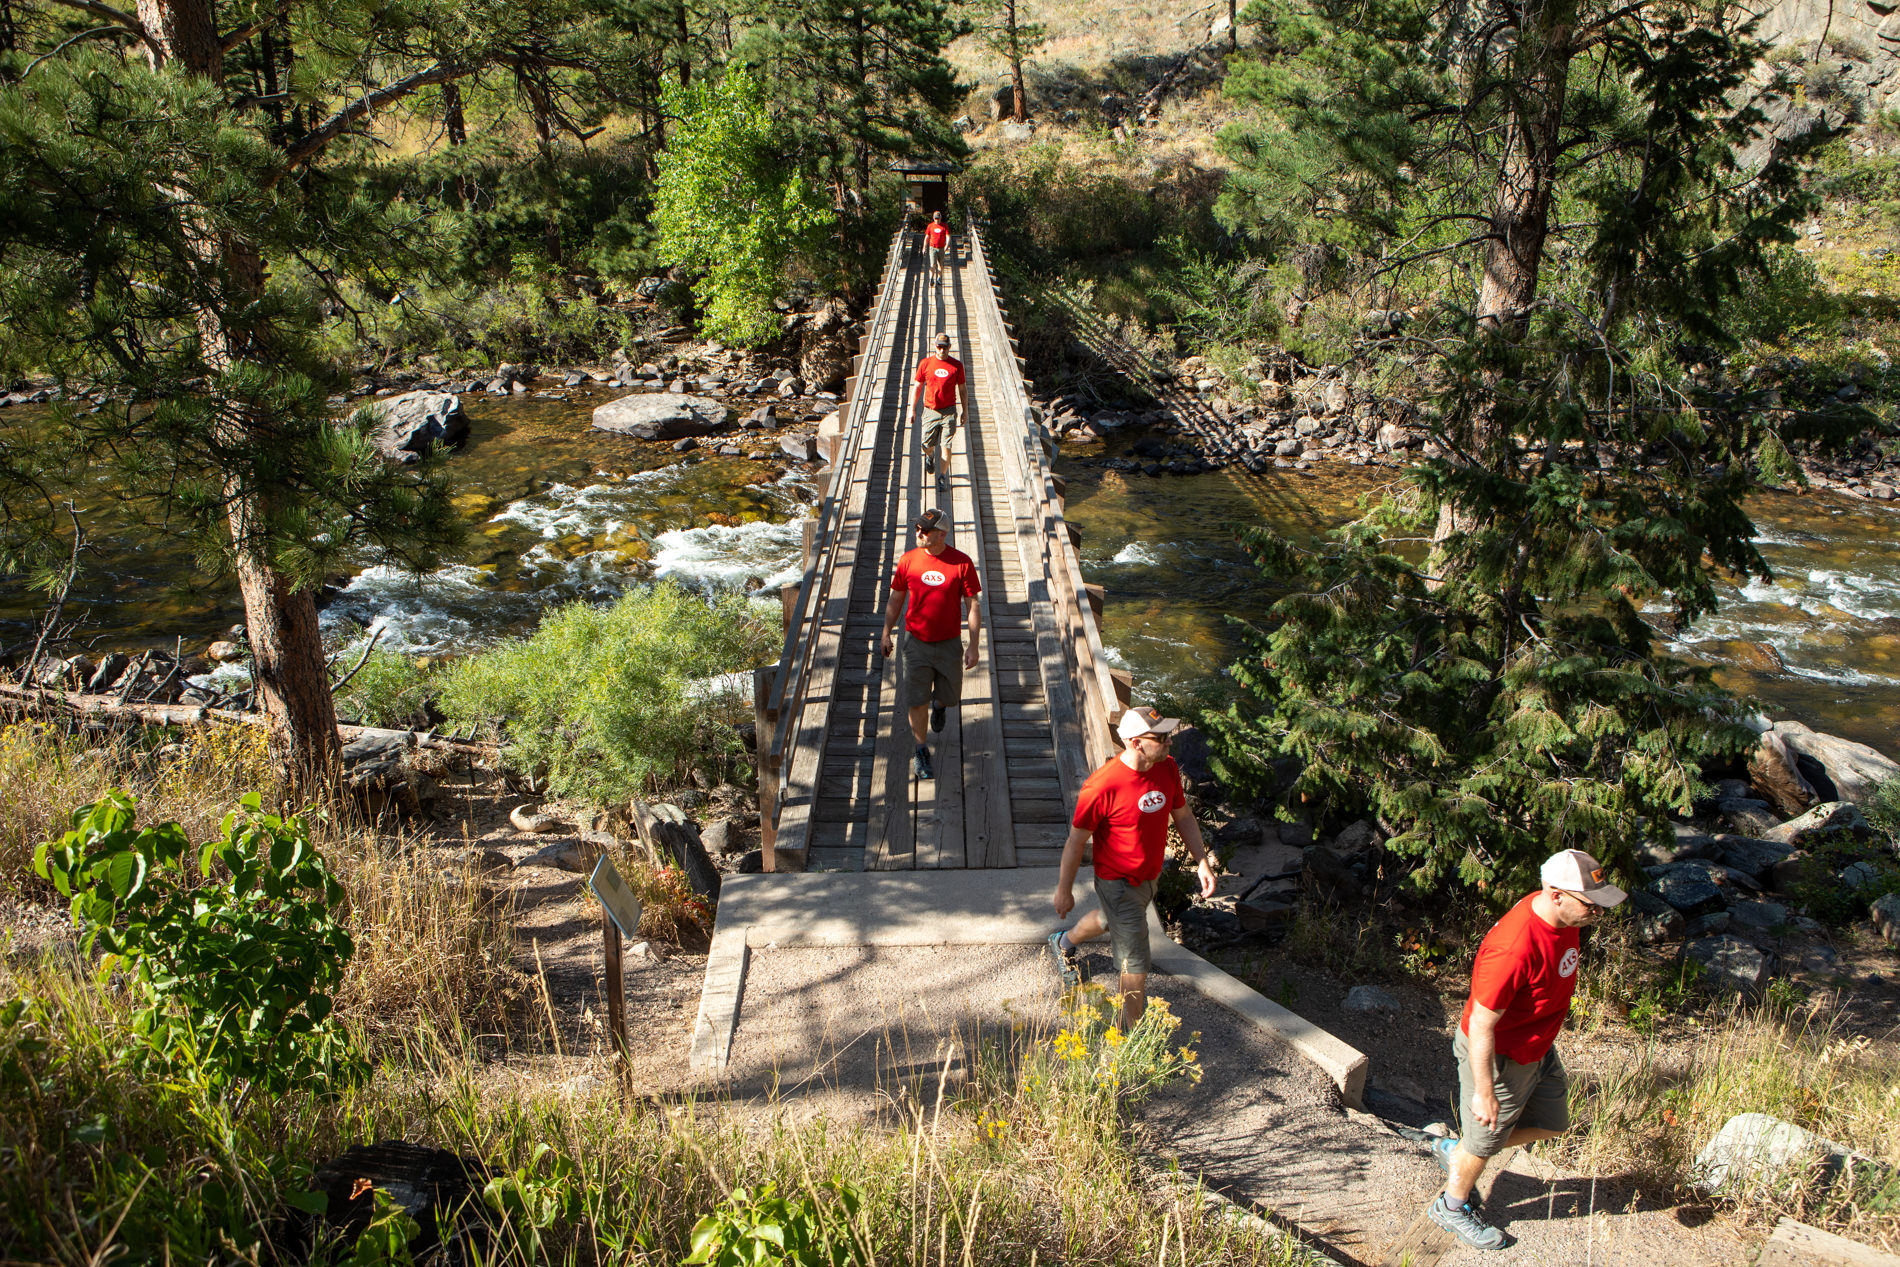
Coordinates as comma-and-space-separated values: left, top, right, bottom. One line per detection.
880, 507, 981, 781
1049, 706, 1218, 1029
1423, 849, 1627, 1251
912, 332, 966, 483
923, 210, 951, 284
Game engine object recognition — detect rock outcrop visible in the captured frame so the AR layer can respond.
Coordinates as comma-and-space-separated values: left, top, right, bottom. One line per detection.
590, 393, 730, 440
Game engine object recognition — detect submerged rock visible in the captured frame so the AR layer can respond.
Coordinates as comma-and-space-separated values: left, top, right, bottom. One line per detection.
591, 393, 729, 440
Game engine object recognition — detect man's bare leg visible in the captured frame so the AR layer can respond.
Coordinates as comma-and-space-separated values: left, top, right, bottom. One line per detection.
908, 703, 930, 744
1444, 1127, 1564, 1203
1061, 914, 1148, 1028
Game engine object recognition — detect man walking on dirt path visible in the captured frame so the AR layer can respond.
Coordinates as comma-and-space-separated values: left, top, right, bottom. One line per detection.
912, 332, 966, 484
923, 210, 951, 286
1049, 707, 1218, 1030
880, 507, 981, 782
1423, 849, 1627, 1251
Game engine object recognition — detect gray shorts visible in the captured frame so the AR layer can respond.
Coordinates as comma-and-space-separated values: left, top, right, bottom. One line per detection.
1453, 1027, 1570, 1157
901, 632, 962, 709
921, 406, 956, 451
928, 245, 947, 272
1094, 874, 1157, 976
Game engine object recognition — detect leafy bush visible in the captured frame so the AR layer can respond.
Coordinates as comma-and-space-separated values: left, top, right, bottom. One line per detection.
440, 582, 776, 804
685, 1182, 863, 1267
1756, 431, 1805, 488
1728, 247, 1838, 347
335, 646, 439, 729
32, 789, 363, 1095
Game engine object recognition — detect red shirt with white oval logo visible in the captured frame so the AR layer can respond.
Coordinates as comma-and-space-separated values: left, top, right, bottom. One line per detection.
1072, 755, 1185, 885
925, 222, 950, 249
1460, 892, 1580, 1064
891, 546, 980, 641
915, 355, 965, 411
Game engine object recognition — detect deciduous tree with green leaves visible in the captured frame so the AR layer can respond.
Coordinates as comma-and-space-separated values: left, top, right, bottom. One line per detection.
1200, 0, 1871, 890
653, 66, 836, 344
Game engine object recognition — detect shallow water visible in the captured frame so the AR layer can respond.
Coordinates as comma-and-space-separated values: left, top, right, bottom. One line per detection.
2, 391, 1893, 757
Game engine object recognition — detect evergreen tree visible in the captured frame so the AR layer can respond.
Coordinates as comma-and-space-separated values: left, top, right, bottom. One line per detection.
1202, 0, 1870, 889
972, 0, 1044, 121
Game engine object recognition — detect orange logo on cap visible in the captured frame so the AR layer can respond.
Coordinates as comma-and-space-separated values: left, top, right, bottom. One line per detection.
1590, 868, 1604, 884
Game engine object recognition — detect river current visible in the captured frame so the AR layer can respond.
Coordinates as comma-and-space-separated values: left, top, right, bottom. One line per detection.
4, 387, 1895, 755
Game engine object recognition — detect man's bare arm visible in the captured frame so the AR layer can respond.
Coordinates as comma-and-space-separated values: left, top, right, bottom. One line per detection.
880, 591, 906, 658
962, 593, 981, 669
1465, 1002, 1505, 1127
1053, 824, 1091, 917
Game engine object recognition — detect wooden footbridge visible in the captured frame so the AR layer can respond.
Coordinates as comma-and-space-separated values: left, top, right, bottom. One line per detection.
751, 224, 1129, 872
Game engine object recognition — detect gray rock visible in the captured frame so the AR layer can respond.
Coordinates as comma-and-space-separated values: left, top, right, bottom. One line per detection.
519, 838, 598, 874
1646, 870, 1727, 918
1236, 893, 1296, 933
1342, 984, 1402, 1014
1631, 901, 1686, 944
741, 405, 778, 430
366, 390, 468, 458
1293, 416, 1322, 436
1685, 911, 1732, 937
647, 810, 720, 898
1712, 835, 1793, 884
1273, 438, 1303, 457
672, 436, 699, 452
1321, 382, 1350, 415
1873, 893, 1900, 946
780, 433, 819, 462
1693, 1113, 1848, 1193
1727, 900, 1788, 933
1277, 816, 1316, 848
1769, 718, 1900, 808
1303, 846, 1362, 903
1840, 860, 1880, 888
1000, 120, 1036, 141
1219, 841, 1305, 894
1764, 801, 1871, 848
1331, 819, 1380, 856
1720, 799, 1782, 837
1684, 935, 1773, 994
1796, 944, 1840, 975
699, 819, 732, 856
591, 393, 729, 440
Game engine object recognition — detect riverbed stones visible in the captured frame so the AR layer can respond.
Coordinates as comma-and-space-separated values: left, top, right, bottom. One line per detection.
1764, 801, 1871, 848
1684, 935, 1773, 994
1720, 798, 1782, 837
367, 390, 469, 459
1628, 890, 1686, 943
591, 393, 729, 441
1728, 900, 1789, 933
780, 432, 818, 462
1711, 835, 1794, 885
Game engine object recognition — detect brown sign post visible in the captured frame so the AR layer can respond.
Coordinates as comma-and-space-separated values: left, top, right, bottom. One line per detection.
586, 855, 642, 1074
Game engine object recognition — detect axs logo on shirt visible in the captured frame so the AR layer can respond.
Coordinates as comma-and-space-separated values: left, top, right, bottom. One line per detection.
921, 570, 947, 586
1137, 790, 1168, 813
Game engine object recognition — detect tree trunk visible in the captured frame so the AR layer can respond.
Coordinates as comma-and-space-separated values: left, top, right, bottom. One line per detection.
443, 80, 468, 145
0, 0, 16, 53
675, 2, 691, 87
1475, 0, 1576, 330
138, 0, 342, 783
1007, 0, 1028, 121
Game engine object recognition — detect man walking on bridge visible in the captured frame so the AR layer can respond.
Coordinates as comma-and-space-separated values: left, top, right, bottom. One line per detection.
1422, 849, 1626, 1251
912, 332, 966, 483
1049, 707, 1218, 1030
923, 210, 951, 286
880, 507, 981, 782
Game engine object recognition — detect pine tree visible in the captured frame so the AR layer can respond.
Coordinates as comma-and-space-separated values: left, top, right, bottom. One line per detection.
1202, 0, 1871, 889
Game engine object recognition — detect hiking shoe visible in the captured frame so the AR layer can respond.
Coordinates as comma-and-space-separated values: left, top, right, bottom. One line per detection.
924, 455, 936, 476
913, 744, 934, 780
930, 704, 945, 732
1427, 1194, 1505, 1251
1428, 1138, 1480, 1207
1047, 931, 1082, 987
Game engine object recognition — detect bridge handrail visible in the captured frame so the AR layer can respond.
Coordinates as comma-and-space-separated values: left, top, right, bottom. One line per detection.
764, 224, 910, 854
964, 221, 1122, 775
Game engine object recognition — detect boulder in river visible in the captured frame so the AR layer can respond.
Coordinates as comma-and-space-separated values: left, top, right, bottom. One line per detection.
591, 393, 729, 441
1759, 719, 1900, 808
367, 390, 468, 459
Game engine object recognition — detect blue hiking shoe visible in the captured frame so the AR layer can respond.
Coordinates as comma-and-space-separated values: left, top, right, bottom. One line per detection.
1429, 1137, 1480, 1208
1047, 931, 1082, 987
1427, 1193, 1506, 1251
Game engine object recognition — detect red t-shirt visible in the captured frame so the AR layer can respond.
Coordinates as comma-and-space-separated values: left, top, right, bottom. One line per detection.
925, 221, 950, 249
890, 546, 979, 641
1072, 755, 1185, 885
915, 356, 964, 412
1460, 892, 1580, 1064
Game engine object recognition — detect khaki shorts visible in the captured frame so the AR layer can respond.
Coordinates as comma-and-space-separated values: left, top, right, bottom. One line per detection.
921, 406, 956, 451
928, 245, 947, 272
1094, 874, 1157, 976
1453, 1027, 1570, 1157
901, 632, 962, 709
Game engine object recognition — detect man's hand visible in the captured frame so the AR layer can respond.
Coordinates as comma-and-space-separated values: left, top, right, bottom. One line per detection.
880, 629, 895, 658
963, 639, 978, 670
1195, 855, 1218, 899
1472, 1083, 1501, 1130
1053, 884, 1075, 918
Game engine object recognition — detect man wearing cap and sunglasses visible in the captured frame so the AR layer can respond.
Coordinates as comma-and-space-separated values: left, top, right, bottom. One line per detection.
881, 507, 981, 781
1422, 849, 1627, 1251
912, 332, 965, 484
1048, 706, 1219, 1031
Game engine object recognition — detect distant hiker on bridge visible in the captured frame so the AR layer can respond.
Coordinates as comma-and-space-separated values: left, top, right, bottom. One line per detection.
880, 507, 981, 782
1423, 849, 1627, 1251
912, 332, 966, 483
1048, 707, 1218, 1030
923, 210, 951, 286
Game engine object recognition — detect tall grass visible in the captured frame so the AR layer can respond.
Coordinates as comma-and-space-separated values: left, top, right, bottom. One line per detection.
1559, 999, 1900, 1250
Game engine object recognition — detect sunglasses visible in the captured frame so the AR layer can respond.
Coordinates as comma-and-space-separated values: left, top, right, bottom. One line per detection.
1561, 889, 1605, 913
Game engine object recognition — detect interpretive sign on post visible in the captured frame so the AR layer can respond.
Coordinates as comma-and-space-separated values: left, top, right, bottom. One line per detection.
586, 854, 641, 1075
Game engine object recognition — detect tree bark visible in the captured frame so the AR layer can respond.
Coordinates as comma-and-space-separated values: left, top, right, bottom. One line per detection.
138, 0, 342, 784
1007, 0, 1028, 121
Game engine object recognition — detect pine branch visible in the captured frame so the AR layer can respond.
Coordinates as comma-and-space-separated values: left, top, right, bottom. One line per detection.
218, 0, 294, 53
272, 62, 470, 180
40, 0, 158, 57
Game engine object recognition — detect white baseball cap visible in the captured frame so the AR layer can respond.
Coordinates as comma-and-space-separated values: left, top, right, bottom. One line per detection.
1117, 706, 1182, 742
1540, 849, 1627, 907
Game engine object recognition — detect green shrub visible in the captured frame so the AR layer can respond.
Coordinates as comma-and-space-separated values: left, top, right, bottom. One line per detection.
1869, 777, 1900, 846
1756, 431, 1805, 488
335, 646, 438, 729
440, 582, 776, 804
31, 789, 363, 1096
1728, 246, 1838, 347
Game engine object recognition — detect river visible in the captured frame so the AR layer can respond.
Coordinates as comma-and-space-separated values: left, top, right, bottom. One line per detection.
3, 387, 1895, 755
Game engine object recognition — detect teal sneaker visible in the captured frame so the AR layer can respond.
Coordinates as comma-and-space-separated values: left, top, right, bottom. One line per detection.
1047, 931, 1082, 987
1427, 1194, 1505, 1251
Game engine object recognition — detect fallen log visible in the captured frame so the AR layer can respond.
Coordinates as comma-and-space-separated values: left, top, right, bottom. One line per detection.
0, 682, 497, 756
